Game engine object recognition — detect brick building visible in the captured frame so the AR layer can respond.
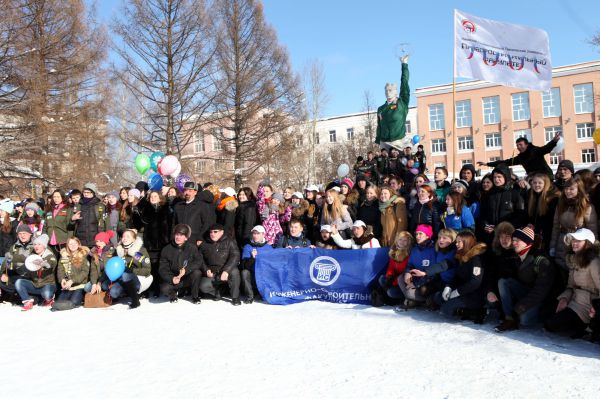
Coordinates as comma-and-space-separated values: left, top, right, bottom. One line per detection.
415, 60, 600, 177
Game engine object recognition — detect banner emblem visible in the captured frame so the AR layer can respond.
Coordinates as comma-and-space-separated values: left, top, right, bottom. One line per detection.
309, 256, 341, 286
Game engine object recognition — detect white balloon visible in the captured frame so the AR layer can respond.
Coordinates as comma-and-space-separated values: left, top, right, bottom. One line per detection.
337, 163, 350, 178
554, 137, 564, 153
170, 162, 182, 178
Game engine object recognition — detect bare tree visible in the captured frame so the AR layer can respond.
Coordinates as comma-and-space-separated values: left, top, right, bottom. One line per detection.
0, 0, 108, 195
361, 89, 377, 145
112, 0, 215, 156
211, 0, 303, 189
302, 59, 328, 185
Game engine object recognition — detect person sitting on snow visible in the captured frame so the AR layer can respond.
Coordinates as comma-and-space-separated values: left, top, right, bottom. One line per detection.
14, 233, 57, 310
240, 225, 274, 303
0, 224, 35, 303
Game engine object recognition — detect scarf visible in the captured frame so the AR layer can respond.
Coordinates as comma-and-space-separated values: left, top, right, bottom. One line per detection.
80, 197, 95, 205
379, 195, 398, 213
418, 197, 430, 205
518, 245, 532, 258
354, 233, 374, 246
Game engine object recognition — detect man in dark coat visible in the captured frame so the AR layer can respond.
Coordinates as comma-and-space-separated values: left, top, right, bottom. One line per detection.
173, 182, 216, 246
478, 133, 560, 178
159, 224, 204, 303
495, 226, 555, 332
199, 224, 241, 305
70, 183, 104, 248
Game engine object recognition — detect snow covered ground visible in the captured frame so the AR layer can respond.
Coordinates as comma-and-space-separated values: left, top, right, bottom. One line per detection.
1, 299, 599, 398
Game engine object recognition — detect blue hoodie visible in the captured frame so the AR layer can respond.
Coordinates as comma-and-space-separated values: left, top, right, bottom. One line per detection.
435, 245, 457, 284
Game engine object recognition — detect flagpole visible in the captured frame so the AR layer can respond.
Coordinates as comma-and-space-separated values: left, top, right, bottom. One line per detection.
451, 10, 457, 180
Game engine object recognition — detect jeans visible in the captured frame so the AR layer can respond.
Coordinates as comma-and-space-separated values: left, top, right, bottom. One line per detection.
498, 278, 541, 326
101, 272, 140, 299
57, 289, 85, 307
14, 279, 56, 302
378, 275, 404, 299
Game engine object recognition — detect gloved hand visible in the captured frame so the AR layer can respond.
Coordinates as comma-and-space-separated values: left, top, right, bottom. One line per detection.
442, 286, 452, 301
449, 289, 460, 300
400, 55, 410, 64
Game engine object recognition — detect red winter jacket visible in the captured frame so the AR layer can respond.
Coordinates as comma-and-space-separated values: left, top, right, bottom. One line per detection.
385, 257, 409, 286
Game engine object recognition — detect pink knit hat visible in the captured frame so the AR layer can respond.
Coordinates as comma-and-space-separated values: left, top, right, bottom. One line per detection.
415, 224, 433, 239
341, 178, 354, 190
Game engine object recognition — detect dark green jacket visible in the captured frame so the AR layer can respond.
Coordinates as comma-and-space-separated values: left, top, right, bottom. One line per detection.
90, 246, 115, 285
27, 249, 58, 288
376, 62, 409, 144
1, 239, 33, 283
116, 237, 151, 277
43, 205, 73, 245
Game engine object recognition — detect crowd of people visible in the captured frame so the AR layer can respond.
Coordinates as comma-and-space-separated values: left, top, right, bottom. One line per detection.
0, 135, 599, 343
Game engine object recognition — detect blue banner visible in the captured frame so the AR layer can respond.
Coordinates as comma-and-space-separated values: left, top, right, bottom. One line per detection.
255, 248, 389, 305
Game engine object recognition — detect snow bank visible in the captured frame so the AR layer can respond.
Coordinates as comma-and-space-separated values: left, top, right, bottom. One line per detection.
0, 300, 598, 398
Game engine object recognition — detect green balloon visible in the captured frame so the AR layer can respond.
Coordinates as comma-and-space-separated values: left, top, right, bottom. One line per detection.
135, 154, 151, 175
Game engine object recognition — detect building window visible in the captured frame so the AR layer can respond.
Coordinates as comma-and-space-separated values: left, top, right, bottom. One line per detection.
455, 100, 472, 128
212, 127, 223, 151
482, 96, 500, 124
214, 158, 227, 171
405, 120, 411, 134
514, 129, 532, 145
431, 138, 446, 154
195, 160, 206, 173
314, 132, 320, 144
582, 148, 596, 163
576, 123, 594, 140
485, 133, 502, 149
194, 132, 205, 153
489, 156, 501, 162
429, 103, 445, 131
574, 83, 594, 114
458, 136, 474, 151
329, 130, 336, 143
549, 153, 563, 165
346, 128, 354, 141
544, 126, 563, 143
542, 88, 561, 118
461, 158, 472, 166
512, 92, 530, 121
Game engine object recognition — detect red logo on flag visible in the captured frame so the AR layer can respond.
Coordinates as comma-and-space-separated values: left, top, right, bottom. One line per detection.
462, 20, 475, 33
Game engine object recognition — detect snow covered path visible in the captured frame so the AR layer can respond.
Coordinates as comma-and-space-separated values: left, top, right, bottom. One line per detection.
1, 299, 599, 398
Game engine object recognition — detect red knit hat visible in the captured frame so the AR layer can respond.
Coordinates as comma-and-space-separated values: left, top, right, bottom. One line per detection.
95, 231, 114, 245
341, 178, 354, 190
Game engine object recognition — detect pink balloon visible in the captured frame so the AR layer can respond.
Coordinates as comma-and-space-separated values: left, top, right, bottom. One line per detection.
159, 155, 179, 176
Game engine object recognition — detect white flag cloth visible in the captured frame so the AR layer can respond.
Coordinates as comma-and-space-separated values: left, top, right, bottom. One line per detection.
454, 9, 552, 91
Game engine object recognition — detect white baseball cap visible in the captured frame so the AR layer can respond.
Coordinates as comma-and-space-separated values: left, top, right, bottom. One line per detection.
565, 228, 596, 245
220, 187, 237, 197
292, 192, 304, 199
305, 185, 319, 192
320, 225, 332, 233
352, 220, 367, 229
251, 225, 266, 234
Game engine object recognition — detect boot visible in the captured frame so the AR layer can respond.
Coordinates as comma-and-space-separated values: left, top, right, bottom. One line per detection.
494, 318, 519, 332
51, 300, 75, 312
590, 299, 600, 342
121, 280, 140, 309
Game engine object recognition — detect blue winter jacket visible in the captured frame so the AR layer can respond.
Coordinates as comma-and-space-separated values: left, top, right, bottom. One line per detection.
442, 205, 475, 231
407, 240, 437, 287
435, 246, 457, 284
242, 241, 275, 259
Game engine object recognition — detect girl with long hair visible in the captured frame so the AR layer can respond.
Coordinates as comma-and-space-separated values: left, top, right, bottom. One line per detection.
320, 189, 353, 238
43, 190, 72, 254
526, 173, 559, 252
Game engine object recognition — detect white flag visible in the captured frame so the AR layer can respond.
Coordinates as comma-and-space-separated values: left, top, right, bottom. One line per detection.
454, 9, 552, 91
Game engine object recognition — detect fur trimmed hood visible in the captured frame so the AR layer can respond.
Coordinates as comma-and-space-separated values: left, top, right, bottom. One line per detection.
218, 196, 239, 212
344, 190, 360, 206
456, 242, 487, 263
116, 236, 144, 258
292, 199, 310, 217
60, 246, 90, 266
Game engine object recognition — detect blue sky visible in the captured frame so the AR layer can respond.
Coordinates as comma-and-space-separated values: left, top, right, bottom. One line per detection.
95, 0, 600, 117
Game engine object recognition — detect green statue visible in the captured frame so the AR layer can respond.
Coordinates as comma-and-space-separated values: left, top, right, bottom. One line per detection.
376, 56, 409, 145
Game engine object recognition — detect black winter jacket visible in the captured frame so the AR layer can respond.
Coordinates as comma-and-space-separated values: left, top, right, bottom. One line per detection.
71, 197, 105, 248
486, 140, 557, 178
159, 240, 203, 282
235, 200, 258, 247
409, 201, 442, 234
142, 203, 169, 252
173, 191, 216, 244
357, 200, 382, 239
0, 220, 17, 256
199, 234, 240, 274
513, 251, 556, 315
480, 182, 525, 229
